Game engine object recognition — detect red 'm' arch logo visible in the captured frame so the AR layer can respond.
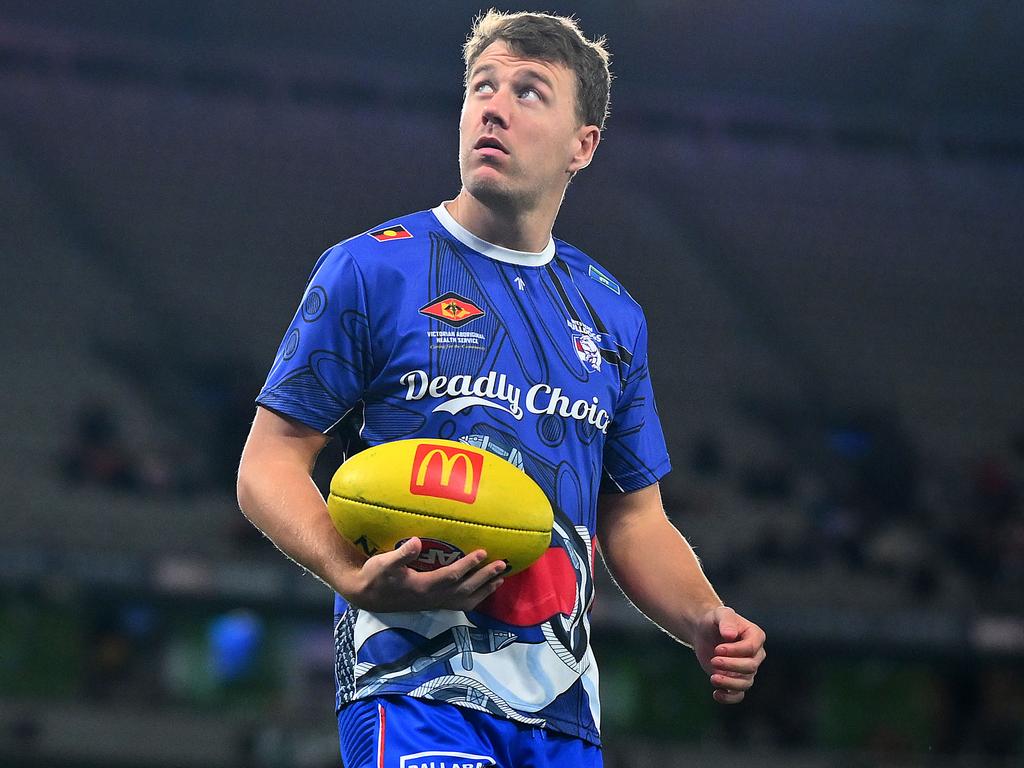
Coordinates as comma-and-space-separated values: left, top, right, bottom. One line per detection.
409, 444, 483, 504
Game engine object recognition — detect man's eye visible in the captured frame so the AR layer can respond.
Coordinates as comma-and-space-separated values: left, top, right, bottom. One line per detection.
519, 87, 540, 101
474, 81, 494, 94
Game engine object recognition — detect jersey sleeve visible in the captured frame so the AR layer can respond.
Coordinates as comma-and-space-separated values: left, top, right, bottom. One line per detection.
256, 245, 374, 433
600, 315, 671, 492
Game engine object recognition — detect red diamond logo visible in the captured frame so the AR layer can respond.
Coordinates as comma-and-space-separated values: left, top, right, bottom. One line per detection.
419, 292, 485, 328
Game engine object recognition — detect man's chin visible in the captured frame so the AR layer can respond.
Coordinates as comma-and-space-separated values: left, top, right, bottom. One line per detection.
465, 176, 529, 211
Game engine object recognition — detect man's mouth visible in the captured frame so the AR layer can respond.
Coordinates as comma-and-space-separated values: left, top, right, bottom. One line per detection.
474, 136, 509, 155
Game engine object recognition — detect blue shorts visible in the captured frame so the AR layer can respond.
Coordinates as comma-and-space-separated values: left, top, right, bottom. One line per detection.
337, 695, 602, 768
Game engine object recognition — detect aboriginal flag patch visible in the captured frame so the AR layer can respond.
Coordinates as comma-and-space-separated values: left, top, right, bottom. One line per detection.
419, 292, 485, 328
368, 224, 412, 242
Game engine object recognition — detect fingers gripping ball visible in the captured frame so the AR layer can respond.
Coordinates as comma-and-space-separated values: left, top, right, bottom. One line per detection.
328, 439, 553, 575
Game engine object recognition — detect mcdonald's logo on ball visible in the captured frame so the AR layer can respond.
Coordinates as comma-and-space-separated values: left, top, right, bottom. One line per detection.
410, 443, 484, 504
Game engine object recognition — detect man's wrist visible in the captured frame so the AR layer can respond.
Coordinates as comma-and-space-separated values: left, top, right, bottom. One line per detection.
315, 539, 366, 602
680, 599, 725, 646
329, 559, 365, 603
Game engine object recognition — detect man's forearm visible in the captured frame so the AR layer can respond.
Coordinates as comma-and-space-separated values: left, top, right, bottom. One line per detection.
600, 506, 722, 646
236, 455, 365, 599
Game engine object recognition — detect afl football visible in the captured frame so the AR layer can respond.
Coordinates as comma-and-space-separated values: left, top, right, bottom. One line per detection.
327, 438, 553, 575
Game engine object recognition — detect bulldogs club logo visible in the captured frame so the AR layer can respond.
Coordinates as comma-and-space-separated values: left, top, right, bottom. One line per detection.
573, 333, 602, 372
567, 319, 603, 373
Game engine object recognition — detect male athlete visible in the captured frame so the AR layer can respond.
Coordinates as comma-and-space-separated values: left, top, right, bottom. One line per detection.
238, 10, 766, 767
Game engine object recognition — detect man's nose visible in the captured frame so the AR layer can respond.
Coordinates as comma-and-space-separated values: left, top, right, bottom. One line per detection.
482, 90, 510, 129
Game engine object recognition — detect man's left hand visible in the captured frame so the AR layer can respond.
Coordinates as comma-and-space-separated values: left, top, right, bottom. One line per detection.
693, 605, 767, 704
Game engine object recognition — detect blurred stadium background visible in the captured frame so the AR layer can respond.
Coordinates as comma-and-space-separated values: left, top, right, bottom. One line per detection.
2, 1, 1023, 766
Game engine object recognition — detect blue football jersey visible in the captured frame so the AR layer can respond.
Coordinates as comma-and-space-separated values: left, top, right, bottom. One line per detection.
257, 203, 671, 745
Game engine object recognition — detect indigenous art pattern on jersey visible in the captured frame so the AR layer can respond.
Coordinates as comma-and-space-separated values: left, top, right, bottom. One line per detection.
257, 205, 670, 745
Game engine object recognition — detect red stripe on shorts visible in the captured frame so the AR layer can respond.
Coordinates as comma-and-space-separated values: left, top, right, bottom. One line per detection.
377, 702, 386, 768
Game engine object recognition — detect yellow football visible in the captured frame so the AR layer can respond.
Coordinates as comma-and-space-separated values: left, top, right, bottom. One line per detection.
327, 438, 553, 575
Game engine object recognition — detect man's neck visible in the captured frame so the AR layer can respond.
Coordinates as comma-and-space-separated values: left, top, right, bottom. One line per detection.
445, 190, 557, 253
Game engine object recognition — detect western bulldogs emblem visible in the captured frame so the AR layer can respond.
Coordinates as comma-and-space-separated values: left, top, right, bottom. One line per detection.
567, 319, 603, 373
573, 333, 602, 373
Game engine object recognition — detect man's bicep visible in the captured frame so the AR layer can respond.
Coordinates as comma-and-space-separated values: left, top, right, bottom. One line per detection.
596, 481, 665, 549
242, 405, 330, 471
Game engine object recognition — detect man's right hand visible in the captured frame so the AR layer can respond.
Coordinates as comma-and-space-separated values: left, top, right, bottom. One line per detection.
350, 537, 507, 613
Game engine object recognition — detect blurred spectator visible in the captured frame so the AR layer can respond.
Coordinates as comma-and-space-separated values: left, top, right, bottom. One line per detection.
59, 399, 207, 496
60, 402, 141, 491
84, 602, 162, 702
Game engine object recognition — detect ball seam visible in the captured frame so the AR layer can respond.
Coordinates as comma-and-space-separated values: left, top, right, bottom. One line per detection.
328, 494, 550, 534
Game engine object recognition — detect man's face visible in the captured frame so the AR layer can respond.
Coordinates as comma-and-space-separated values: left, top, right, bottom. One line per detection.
459, 41, 592, 212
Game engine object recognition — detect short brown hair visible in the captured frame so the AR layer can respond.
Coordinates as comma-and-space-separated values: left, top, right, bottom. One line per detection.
463, 9, 612, 130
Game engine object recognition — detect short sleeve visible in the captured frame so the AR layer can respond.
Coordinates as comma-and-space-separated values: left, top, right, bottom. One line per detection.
600, 316, 671, 492
256, 246, 374, 433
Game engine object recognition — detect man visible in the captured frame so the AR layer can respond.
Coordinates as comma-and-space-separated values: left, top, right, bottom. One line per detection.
237, 10, 766, 767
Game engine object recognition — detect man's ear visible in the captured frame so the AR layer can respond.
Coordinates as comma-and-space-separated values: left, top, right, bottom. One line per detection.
568, 125, 601, 173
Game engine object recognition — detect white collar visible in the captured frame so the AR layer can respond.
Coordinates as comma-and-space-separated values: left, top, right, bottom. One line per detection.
432, 202, 555, 267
